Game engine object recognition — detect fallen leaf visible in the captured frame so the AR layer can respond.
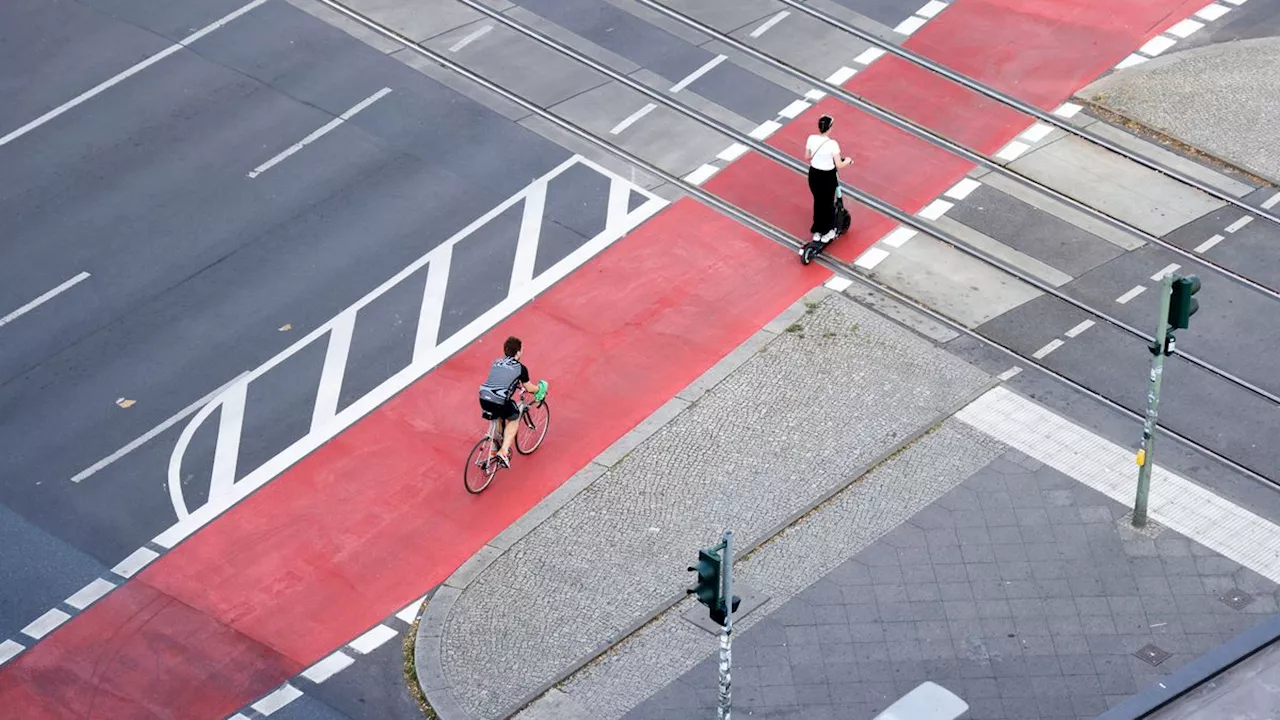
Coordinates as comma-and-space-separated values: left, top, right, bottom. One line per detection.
278, 323, 293, 332
116, 398, 136, 408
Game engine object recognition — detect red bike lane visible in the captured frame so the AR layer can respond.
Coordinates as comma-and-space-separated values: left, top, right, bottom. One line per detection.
0, 0, 1207, 716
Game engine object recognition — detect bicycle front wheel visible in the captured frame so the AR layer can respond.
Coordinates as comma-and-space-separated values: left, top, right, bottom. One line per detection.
515, 400, 550, 454
464, 436, 500, 493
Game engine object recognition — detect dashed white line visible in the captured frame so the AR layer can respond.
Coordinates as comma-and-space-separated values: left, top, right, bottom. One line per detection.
65, 578, 116, 610
0, 0, 269, 148
1116, 285, 1147, 304
997, 366, 1023, 381
1053, 102, 1083, 119
1262, 191, 1280, 210
1225, 216, 1253, 233
881, 227, 918, 248
1139, 35, 1177, 56
749, 10, 790, 37
0, 640, 24, 666
996, 140, 1030, 161
609, 103, 656, 135
0, 271, 91, 328
1151, 263, 1181, 281
1223, 0, 1247, 6
348, 624, 399, 654
302, 651, 356, 683
396, 597, 427, 624
853, 48, 886, 65
1166, 18, 1204, 37
1064, 319, 1095, 338
112, 547, 160, 578
748, 120, 782, 140
248, 87, 392, 178
918, 199, 954, 220
21, 608, 70, 640
1018, 122, 1054, 144
944, 178, 982, 200
1196, 3, 1231, 21
778, 99, 812, 119
916, 0, 949, 18
855, 247, 891, 269
448, 24, 492, 52
1032, 339, 1064, 359
716, 143, 750, 162
804, 89, 827, 102
826, 66, 857, 85
1115, 54, 1148, 69
252, 684, 303, 716
670, 55, 726, 93
684, 163, 720, 186
1195, 234, 1225, 253
894, 16, 928, 35
825, 276, 854, 293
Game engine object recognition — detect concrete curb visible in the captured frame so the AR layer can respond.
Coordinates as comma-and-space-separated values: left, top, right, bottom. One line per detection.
414, 284, 992, 719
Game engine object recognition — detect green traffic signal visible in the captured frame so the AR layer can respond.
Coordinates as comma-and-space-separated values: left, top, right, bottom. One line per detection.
1168, 274, 1201, 330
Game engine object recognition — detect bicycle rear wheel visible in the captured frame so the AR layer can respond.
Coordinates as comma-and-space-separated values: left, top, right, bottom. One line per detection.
464, 436, 501, 493
515, 400, 550, 454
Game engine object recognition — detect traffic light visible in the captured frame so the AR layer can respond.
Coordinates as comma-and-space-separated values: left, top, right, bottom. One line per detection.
688, 546, 740, 626
1167, 274, 1201, 330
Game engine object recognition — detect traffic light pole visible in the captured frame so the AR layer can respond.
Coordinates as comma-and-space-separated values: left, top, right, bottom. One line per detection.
1134, 275, 1174, 528
717, 530, 733, 720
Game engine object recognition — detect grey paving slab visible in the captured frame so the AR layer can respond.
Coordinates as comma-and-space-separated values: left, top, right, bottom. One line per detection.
1160, 189, 1280, 290
645, 0, 783, 35
342, 0, 482, 41
977, 168, 1145, 253
1079, 120, 1255, 199
432, 292, 992, 719
1007, 134, 1226, 237
933, 215, 1075, 288
1080, 37, 1280, 185
628, 454, 1280, 720
944, 183, 1125, 279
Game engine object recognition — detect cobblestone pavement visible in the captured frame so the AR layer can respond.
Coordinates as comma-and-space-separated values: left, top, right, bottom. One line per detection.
434, 293, 992, 718
625, 453, 1280, 720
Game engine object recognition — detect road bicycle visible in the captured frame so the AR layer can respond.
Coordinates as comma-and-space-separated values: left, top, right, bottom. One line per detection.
463, 382, 550, 494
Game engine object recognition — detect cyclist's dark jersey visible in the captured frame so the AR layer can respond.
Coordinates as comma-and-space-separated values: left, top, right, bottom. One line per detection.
479, 356, 529, 404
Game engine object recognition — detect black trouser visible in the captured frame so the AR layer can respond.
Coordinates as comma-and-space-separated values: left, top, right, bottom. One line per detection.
808, 166, 838, 236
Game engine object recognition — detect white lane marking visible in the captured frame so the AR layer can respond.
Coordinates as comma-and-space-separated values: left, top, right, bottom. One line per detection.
749, 120, 782, 140
918, 199, 954, 220
448, 24, 492, 53
1225, 216, 1253, 232
824, 276, 854, 293
252, 684, 303, 716
205, 380, 248, 506
958, 387, 1280, 583
248, 87, 392, 178
1196, 4, 1231, 21
944, 178, 982, 200
72, 372, 247, 483
750, 10, 790, 37
302, 651, 355, 683
1064, 319, 1095, 338
804, 89, 826, 102
995, 141, 1030, 161
1151, 263, 1181, 281
310, 314, 356, 432
510, 182, 546, 295
684, 163, 720, 186
1053, 102, 1083, 118
894, 16, 928, 36
348, 624, 398, 654
1195, 234, 1225, 253
1223, 0, 1247, 5
604, 175, 634, 233
153, 157, 665, 549
855, 247, 891, 269
997, 366, 1023, 381
1167, 18, 1205, 37
1116, 285, 1147, 304
609, 103, 656, 135
670, 54, 727, 93
413, 246, 452, 363
112, 547, 159, 579
916, 0, 949, 18
1262, 191, 1280, 209
65, 578, 117, 610
1019, 122, 1054, 144
0, 639, 24, 666
21, 609, 70, 640
230, 715, 252, 720
395, 596, 426, 624
881, 227, 918, 248
0, 0, 269, 148
826, 66, 857, 85
853, 48, 886, 65
1115, 54, 1148, 69
1139, 35, 1177, 56
1032, 339, 1064, 359
716, 143, 749, 162
0, 271, 91, 328
778, 99, 811, 119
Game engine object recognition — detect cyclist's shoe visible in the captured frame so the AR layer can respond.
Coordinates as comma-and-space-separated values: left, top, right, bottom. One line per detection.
495, 451, 511, 468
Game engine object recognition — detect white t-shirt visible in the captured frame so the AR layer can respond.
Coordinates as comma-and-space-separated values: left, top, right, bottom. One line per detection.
806, 134, 840, 171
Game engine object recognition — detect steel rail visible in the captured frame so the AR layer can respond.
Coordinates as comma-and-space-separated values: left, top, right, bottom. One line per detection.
771, 0, 1280, 227
311, 0, 1279, 490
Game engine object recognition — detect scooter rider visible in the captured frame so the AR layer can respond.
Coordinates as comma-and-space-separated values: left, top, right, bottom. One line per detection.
804, 114, 853, 244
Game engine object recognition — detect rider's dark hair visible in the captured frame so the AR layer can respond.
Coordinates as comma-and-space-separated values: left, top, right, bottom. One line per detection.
818, 115, 833, 133
503, 336, 522, 357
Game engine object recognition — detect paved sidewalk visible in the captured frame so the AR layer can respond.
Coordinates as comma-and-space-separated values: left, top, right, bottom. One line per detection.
415, 286, 994, 719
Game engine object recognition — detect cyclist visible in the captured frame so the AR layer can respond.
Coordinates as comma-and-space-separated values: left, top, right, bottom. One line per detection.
805, 114, 853, 244
478, 336, 539, 467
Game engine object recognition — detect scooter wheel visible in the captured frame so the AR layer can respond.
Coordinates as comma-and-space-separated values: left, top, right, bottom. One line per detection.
800, 245, 814, 265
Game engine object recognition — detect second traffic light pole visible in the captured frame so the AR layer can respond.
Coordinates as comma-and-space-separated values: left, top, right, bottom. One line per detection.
1133, 274, 1174, 528
717, 530, 734, 720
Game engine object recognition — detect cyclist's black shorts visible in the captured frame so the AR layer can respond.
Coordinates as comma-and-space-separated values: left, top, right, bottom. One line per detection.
480, 397, 520, 421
